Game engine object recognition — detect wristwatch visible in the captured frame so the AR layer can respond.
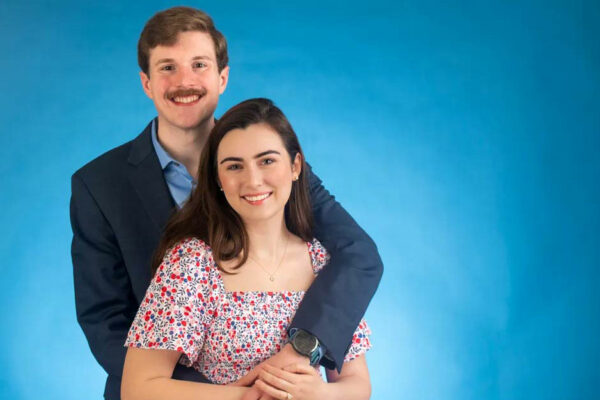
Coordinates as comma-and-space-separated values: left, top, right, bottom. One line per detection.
289, 329, 322, 366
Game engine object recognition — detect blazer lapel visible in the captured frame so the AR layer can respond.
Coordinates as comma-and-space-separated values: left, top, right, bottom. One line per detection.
127, 121, 176, 232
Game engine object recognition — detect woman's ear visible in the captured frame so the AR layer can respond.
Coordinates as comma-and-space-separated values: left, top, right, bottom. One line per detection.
291, 153, 302, 179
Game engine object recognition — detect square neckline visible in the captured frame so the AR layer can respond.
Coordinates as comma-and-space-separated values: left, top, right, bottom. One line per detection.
213, 239, 321, 295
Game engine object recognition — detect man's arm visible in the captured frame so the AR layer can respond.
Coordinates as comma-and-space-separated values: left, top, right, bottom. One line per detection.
290, 166, 383, 371
71, 173, 137, 378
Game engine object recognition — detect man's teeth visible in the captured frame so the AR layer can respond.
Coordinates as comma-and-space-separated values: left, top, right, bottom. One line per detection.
173, 95, 199, 103
244, 193, 270, 201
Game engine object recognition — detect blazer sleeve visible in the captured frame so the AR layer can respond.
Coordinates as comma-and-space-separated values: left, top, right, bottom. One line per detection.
289, 165, 383, 371
70, 173, 137, 378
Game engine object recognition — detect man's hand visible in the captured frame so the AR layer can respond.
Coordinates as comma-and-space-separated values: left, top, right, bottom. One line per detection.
255, 363, 327, 400
233, 343, 310, 387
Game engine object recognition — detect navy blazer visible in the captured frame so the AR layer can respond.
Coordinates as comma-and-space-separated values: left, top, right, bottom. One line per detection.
71, 121, 383, 399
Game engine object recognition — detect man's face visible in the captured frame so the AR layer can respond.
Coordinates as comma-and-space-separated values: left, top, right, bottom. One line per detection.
140, 31, 229, 132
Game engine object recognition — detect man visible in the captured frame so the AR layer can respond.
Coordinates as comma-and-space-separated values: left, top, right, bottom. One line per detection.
71, 7, 382, 400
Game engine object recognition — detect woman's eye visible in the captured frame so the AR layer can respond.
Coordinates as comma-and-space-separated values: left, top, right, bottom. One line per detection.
226, 164, 241, 171
262, 158, 275, 165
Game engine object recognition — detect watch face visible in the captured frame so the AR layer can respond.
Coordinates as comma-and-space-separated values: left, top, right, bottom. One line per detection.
293, 330, 317, 354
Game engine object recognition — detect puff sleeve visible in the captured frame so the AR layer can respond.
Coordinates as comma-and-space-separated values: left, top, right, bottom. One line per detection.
308, 239, 372, 363
125, 238, 216, 367
343, 319, 372, 362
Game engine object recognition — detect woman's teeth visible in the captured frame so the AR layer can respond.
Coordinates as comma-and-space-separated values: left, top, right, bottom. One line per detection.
244, 193, 271, 201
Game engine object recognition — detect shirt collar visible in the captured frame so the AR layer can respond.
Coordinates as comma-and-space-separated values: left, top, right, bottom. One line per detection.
151, 118, 176, 170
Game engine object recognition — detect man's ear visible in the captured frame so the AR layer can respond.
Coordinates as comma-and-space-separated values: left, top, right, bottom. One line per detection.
218, 66, 230, 95
140, 71, 153, 100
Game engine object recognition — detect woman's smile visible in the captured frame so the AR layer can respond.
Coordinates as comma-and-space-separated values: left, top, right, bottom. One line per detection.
242, 191, 273, 205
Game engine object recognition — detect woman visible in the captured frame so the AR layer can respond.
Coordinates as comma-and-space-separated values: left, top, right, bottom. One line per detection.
122, 98, 372, 400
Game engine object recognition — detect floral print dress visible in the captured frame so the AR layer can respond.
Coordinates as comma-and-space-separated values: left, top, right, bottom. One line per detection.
125, 237, 371, 384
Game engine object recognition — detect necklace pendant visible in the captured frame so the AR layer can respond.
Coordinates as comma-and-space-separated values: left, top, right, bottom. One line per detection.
269, 276, 275, 282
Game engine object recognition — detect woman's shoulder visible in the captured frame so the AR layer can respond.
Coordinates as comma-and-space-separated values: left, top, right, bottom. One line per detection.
307, 238, 330, 272
157, 237, 215, 274
167, 237, 214, 258
174, 237, 211, 251
153, 237, 221, 298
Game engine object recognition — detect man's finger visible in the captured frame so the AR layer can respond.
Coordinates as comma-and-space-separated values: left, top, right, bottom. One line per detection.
232, 367, 262, 386
259, 366, 295, 392
262, 364, 301, 384
283, 362, 319, 375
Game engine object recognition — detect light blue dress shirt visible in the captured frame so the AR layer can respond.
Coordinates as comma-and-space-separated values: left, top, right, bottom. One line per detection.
151, 119, 196, 208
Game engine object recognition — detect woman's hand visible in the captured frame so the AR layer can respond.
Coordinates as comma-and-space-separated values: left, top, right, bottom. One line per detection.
254, 363, 328, 400
239, 385, 264, 400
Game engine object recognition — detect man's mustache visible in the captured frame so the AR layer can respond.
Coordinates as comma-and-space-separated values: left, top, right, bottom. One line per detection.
166, 87, 207, 99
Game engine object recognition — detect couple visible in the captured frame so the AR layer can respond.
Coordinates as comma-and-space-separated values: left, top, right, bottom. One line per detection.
70, 6, 382, 400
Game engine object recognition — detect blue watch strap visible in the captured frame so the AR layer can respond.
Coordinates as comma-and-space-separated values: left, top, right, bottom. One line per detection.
289, 328, 325, 366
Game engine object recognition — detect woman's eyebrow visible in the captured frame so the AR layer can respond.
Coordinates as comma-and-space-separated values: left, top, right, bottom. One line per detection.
219, 150, 281, 164
254, 150, 280, 158
219, 156, 243, 164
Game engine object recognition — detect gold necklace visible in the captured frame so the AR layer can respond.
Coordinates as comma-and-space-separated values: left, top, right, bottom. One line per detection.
248, 234, 289, 282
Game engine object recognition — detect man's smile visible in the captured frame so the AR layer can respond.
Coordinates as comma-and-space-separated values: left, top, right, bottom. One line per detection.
166, 87, 207, 105
172, 94, 200, 104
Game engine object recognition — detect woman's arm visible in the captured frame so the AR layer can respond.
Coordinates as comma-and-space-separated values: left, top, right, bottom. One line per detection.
253, 355, 370, 400
324, 356, 371, 400
121, 347, 248, 400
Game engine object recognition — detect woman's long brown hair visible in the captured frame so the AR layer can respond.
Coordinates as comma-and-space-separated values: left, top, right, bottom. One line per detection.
151, 98, 313, 275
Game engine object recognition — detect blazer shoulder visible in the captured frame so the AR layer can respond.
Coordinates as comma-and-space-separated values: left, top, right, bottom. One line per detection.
73, 139, 133, 182
72, 122, 153, 185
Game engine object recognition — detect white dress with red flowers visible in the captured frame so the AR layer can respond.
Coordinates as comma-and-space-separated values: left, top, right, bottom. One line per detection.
125, 237, 371, 384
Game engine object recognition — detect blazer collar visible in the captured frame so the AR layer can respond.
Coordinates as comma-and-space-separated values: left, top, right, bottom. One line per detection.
127, 119, 176, 231
128, 119, 156, 166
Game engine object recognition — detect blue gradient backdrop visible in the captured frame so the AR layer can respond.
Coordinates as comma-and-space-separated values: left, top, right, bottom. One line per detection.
1, 1, 598, 399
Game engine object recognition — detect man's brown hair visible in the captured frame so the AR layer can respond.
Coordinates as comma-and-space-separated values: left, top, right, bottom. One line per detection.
138, 6, 228, 75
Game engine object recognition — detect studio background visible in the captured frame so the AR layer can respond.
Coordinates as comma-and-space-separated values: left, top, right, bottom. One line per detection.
1, 0, 598, 399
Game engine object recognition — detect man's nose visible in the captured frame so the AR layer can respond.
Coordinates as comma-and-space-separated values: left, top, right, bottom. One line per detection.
175, 66, 196, 86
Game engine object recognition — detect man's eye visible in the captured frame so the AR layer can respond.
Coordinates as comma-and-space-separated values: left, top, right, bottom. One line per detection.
161, 65, 174, 71
193, 62, 207, 68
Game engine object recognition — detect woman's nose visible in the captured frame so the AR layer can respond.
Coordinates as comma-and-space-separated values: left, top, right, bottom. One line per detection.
245, 165, 263, 187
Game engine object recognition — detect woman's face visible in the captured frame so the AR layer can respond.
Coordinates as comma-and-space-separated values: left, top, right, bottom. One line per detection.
216, 122, 301, 224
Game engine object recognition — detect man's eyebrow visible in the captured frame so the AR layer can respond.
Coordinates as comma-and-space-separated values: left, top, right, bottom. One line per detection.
154, 56, 213, 65
219, 150, 281, 164
154, 58, 175, 65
